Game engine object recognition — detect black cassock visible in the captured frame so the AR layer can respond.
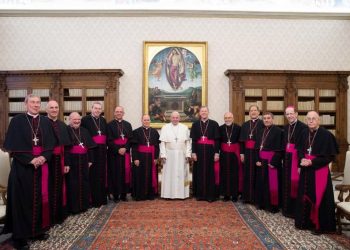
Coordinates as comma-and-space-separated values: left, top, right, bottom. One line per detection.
47, 118, 71, 225
107, 120, 133, 200
295, 127, 338, 233
282, 120, 307, 218
66, 126, 96, 214
254, 125, 283, 212
239, 119, 264, 203
219, 123, 242, 200
3, 114, 55, 240
131, 127, 160, 200
190, 119, 220, 201
81, 115, 108, 207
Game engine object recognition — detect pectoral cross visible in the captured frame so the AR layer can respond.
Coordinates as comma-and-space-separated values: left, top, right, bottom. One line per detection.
79, 142, 84, 148
227, 140, 231, 146
286, 143, 290, 149
97, 130, 101, 136
307, 147, 312, 155
33, 136, 39, 146
201, 136, 205, 141
121, 133, 125, 140
249, 134, 253, 139
260, 144, 263, 151
147, 141, 150, 147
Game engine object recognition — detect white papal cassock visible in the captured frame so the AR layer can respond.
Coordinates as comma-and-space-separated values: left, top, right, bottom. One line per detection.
160, 123, 192, 199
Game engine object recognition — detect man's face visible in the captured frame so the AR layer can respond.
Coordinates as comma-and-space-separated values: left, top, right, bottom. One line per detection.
171, 113, 180, 125
285, 107, 297, 124
263, 114, 273, 127
114, 107, 124, 120
142, 115, 151, 128
46, 101, 59, 119
70, 114, 81, 129
224, 113, 234, 126
25, 96, 41, 115
91, 104, 102, 117
306, 112, 320, 130
249, 106, 260, 119
199, 107, 209, 120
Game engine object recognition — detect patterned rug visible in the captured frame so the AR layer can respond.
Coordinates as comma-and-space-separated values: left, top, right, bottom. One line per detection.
1, 199, 349, 249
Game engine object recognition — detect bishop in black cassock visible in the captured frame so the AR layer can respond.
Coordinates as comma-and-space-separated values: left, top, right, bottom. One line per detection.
282, 106, 307, 218
81, 102, 108, 207
107, 106, 133, 202
239, 105, 264, 204
255, 112, 283, 213
66, 112, 96, 214
295, 111, 338, 235
219, 112, 242, 201
190, 107, 220, 202
46, 100, 72, 225
131, 115, 160, 201
3, 95, 55, 249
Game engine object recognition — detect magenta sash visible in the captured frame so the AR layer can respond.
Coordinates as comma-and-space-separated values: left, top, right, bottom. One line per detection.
92, 135, 106, 144
259, 150, 278, 206
305, 154, 329, 230
113, 138, 131, 185
221, 143, 243, 192
197, 137, 220, 185
53, 146, 67, 206
70, 145, 88, 154
286, 143, 299, 198
138, 145, 158, 193
245, 140, 255, 149
33, 146, 50, 229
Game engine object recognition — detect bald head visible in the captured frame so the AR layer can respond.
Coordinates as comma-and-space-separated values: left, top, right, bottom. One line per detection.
306, 111, 320, 131
114, 106, 124, 121
171, 111, 180, 125
69, 112, 81, 129
46, 100, 59, 120
142, 114, 151, 128
224, 112, 234, 126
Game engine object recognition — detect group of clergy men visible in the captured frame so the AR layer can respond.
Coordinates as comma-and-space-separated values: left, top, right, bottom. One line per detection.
1, 94, 339, 249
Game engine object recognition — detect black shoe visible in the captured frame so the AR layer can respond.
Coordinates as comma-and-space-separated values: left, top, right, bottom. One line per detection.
223, 196, 230, 201
311, 230, 322, 236
120, 195, 128, 202
113, 198, 120, 203
12, 238, 29, 250
34, 233, 50, 241
232, 197, 238, 202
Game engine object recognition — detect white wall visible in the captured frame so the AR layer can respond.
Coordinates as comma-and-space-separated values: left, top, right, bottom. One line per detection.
0, 16, 349, 132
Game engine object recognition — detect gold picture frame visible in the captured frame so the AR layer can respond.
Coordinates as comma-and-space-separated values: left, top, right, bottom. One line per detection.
143, 41, 208, 128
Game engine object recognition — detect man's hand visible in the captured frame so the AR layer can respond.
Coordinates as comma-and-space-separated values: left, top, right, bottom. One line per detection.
240, 154, 245, 163
256, 161, 262, 167
118, 148, 126, 155
214, 153, 219, 162
192, 153, 197, 162
64, 166, 70, 173
88, 162, 92, 168
134, 160, 140, 167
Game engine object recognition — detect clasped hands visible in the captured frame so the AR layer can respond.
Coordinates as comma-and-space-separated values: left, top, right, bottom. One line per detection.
256, 161, 275, 168
30, 156, 46, 169
300, 158, 312, 167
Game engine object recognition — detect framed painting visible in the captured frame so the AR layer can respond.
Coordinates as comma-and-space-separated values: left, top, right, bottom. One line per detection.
143, 41, 208, 128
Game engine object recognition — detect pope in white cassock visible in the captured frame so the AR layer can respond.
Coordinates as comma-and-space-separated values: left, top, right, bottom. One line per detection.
160, 111, 192, 199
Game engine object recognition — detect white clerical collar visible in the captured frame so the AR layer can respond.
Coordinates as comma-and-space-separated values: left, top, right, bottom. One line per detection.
289, 120, 297, 125
143, 126, 149, 130
116, 119, 123, 123
91, 114, 99, 119
251, 118, 258, 122
201, 119, 208, 122
27, 112, 39, 118
48, 116, 58, 121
